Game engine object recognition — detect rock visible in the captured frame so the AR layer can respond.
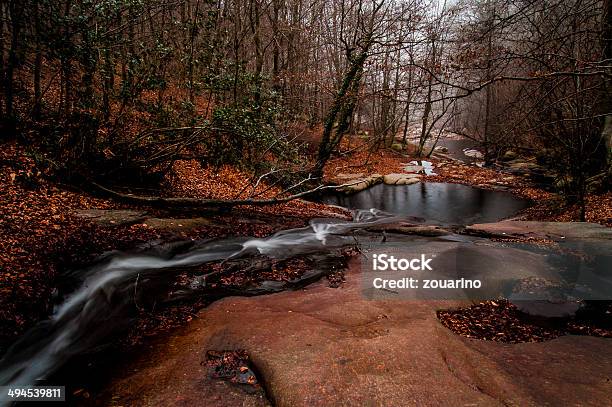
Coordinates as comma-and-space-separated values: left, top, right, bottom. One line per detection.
462, 148, 484, 159
509, 277, 584, 318
104, 251, 612, 407
391, 143, 404, 152
434, 145, 449, 153
383, 173, 420, 185
505, 160, 548, 177
465, 221, 612, 241
75, 209, 148, 227
339, 174, 383, 194
367, 223, 450, 236
501, 150, 518, 161
402, 165, 424, 173
142, 217, 216, 231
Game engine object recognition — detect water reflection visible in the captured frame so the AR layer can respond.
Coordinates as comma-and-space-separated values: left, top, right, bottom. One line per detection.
320, 183, 530, 226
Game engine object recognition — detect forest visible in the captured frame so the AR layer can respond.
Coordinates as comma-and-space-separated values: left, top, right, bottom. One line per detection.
2, 0, 610, 204
0, 0, 611, 405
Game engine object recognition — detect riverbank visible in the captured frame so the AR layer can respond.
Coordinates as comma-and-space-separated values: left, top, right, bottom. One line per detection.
2, 139, 611, 405
323, 144, 612, 226
2, 139, 610, 352
0, 141, 346, 353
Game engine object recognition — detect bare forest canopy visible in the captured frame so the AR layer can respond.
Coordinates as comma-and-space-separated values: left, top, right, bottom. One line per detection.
1, 0, 611, 201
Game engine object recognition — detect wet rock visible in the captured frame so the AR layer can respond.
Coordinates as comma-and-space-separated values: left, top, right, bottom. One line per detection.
465, 221, 612, 241
434, 146, 449, 153
383, 173, 420, 185
509, 277, 584, 318
104, 253, 612, 407
74, 209, 148, 227
367, 223, 450, 237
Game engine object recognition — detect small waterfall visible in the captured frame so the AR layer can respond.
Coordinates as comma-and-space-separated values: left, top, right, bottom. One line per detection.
0, 210, 397, 392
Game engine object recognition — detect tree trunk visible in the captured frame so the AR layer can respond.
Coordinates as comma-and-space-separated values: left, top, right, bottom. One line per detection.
315, 50, 369, 177
5, 0, 22, 119
602, 0, 612, 180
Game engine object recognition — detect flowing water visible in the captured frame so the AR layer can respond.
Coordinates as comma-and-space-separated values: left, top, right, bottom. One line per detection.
0, 210, 399, 392
0, 184, 532, 397
1, 180, 609, 404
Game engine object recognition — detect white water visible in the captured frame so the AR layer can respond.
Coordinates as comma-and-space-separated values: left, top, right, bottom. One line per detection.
0, 209, 396, 391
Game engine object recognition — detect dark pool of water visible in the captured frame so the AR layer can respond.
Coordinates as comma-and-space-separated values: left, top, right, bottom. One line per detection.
319, 183, 530, 226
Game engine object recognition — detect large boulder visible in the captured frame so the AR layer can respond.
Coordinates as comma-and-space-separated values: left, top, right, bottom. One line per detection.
462, 148, 484, 159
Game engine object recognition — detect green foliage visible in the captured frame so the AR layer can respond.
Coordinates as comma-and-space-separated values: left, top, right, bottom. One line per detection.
208, 89, 281, 167
197, 67, 296, 168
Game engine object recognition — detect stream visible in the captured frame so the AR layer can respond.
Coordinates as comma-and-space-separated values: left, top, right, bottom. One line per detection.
0, 209, 399, 392
1, 183, 607, 405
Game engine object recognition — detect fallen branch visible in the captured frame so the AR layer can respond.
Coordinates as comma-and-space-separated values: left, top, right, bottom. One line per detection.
90, 179, 360, 209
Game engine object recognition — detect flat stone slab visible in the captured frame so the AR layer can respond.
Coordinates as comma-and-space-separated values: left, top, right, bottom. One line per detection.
383, 173, 420, 185
102, 253, 612, 406
465, 221, 612, 241
339, 174, 383, 194
74, 209, 148, 227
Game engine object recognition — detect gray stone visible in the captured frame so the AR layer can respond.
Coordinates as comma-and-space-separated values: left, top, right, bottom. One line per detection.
506, 160, 542, 171
463, 148, 484, 159
142, 217, 216, 231
367, 223, 450, 236
502, 150, 518, 161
